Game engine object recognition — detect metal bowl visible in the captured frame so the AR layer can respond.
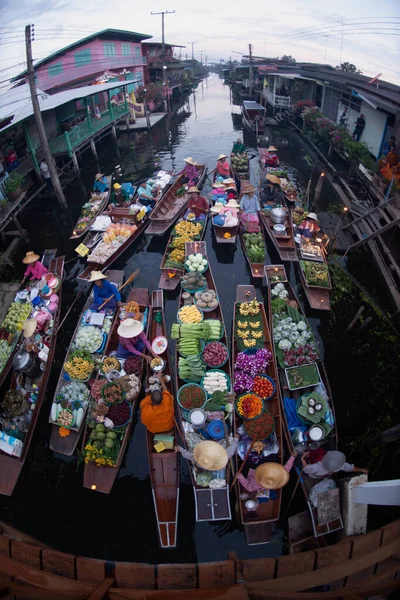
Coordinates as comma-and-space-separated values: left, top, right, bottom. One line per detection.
273, 223, 286, 234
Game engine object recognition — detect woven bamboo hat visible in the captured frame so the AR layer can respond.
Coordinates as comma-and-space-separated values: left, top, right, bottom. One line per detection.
242, 183, 256, 194
22, 251, 40, 264
95, 173, 105, 181
266, 174, 281, 184
188, 186, 200, 193
223, 178, 235, 185
210, 202, 224, 214
193, 441, 228, 471
118, 318, 143, 339
226, 199, 240, 209
217, 153, 228, 160
267, 146, 278, 152
88, 271, 107, 282
184, 157, 196, 165
255, 462, 289, 490
23, 318, 37, 339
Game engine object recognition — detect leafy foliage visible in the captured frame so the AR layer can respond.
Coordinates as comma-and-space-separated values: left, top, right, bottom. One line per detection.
335, 62, 362, 74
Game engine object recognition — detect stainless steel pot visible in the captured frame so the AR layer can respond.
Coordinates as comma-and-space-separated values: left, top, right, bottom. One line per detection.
270, 207, 287, 224
12, 350, 41, 378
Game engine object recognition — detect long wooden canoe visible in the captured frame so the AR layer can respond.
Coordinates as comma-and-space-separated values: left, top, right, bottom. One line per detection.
158, 215, 209, 291
49, 270, 124, 456
76, 208, 151, 281
146, 165, 208, 236
0, 255, 65, 496
230, 152, 250, 184
259, 209, 298, 262
0, 249, 57, 389
212, 170, 241, 245
70, 176, 112, 239
238, 225, 266, 278
145, 290, 179, 548
174, 241, 233, 522
82, 287, 149, 494
297, 252, 332, 311
264, 265, 342, 538
232, 284, 283, 545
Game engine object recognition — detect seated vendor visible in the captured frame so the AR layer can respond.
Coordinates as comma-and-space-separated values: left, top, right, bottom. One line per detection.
186, 187, 209, 219
263, 145, 279, 167
93, 173, 109, 193
260, 175, 283, 206
140, 372, 174, 434
89, 271, 121, 311
232, 138, 246, 154
110, 182, 129, 208
174, 439, 235, 470
296, 212, 321, 240
215, 153, 230, 179
116, 318, 154, 360
22, 251, 47, 283
301, 450, 368, 480
239, 184, 260, 226
137, 180, 157, 209
176, 157, 199, 185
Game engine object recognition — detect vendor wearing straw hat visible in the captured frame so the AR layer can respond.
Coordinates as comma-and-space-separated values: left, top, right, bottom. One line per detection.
185, 186, 209, 220
301, 450, 368, 479
21, 251, 48, 284
237, 455, 295, 493
239, 183, 260, 226
215, 153, 230, 179
93, 173, 109, 194
174, 439, 238, 470
296, 212, 321, 241
176, 157, 199, 185
89, 271, 121, 311
117, 317, 155, 361
260, 174, 283, 205
264, 145, 279, 167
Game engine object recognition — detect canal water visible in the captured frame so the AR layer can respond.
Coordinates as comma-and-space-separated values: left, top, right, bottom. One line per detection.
0, 75, 336, 562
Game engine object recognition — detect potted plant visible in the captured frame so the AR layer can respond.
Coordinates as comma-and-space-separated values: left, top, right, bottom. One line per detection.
4, 172, 24, 201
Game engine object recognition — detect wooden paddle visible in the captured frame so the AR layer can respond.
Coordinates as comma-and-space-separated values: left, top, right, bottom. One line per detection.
97, 268, 140, 311
56, 291, 83, 334
230, 439, 255, 490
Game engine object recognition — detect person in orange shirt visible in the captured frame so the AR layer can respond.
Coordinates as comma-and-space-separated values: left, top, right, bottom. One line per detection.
140, 373, 174, 434
215, 153, 230, 179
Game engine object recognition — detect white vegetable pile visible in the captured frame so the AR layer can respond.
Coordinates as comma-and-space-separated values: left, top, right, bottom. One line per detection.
202, 371, 229, 395
185, 253, 208, 273
50, 381, 89, 426
271, 282, 289, 300
101, 316, 112, 335
117, 373, 141, 401
89, 239, 124, 264
91, 215, 111, 230
74, 325, 103, 353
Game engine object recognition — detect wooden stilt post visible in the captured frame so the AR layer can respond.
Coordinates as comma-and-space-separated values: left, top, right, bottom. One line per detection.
344, 306, 364, 333
12, 216, 28, 242
314, 172, 325, 207
90, 139, 98, 162
111, 125, 117, 142
71, 152, 80, 176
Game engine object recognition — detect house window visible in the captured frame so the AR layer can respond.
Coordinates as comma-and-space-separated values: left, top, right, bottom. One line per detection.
135, 46, 141, 57
74, 49, 92, 67
121, 43, 131, 56
48, 62, 63, 77
341, 92, 361, 113
103, 43, 116, 57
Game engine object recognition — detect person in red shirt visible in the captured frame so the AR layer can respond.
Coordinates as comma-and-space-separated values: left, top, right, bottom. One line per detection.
215, 153, 230, 179
186, 187, 209, 220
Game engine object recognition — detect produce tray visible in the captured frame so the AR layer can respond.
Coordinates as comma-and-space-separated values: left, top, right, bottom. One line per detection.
202, 341, 229, 368
285, 363, 321, 391
177, 339, 205, 359
200, 369, 231, 398
194, 295, 219, 313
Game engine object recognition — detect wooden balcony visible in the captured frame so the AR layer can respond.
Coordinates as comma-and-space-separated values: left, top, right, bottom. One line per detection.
263, 88, 291, 108
48, 104, 129, 156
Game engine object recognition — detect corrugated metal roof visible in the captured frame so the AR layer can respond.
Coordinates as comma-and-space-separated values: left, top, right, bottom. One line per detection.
0, 80, 132, 134
243, 101, 265, 110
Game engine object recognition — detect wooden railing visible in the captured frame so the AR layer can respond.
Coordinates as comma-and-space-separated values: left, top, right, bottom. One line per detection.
263, 89, 291, 108
0, 519, 399, 599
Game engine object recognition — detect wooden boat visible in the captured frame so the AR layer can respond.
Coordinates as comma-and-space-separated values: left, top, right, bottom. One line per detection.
0, 249, 57, 389
296, 244, 332, 311
49, 270, 124, 456
212, 169, 241, 245
174, 241, 233, 522
70, 175, 112, 239
146, 165, 207, 236
0, 255, 65, 496
265, 265, 342, 538
145, 290, 179, 548
82, 287, 149, 494
242, 101, 266, 135
259, 159, 299, 203
230, 151, 250, 183
232, 284, 283, 545
158, 214, 209, 291
259, 209, 298, 262
76, 207, 150, 281
238, 225, 266, 278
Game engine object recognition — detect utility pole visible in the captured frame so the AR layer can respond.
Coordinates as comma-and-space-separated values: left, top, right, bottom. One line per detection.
248, 43, 253, 98
187, 41, 197, 78
25, 24, 67, 208
151, 10, 175, 113
200, 50, 203, 64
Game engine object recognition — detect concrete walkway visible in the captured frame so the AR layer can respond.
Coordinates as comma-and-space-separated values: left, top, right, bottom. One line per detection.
117, 112, 167, 132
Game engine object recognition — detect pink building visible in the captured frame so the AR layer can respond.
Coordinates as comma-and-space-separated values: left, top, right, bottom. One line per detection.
13, 29, 152, 94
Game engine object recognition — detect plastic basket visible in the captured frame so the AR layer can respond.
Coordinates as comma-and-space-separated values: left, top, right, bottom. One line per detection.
243, 409, 275, 439
177, 383, 207, 411
108, 400, 132, 428
181, 282, 207, 295
185, 262, 208, 274
235, 393, 264, 421
253, 374, 276, 401
101, 382, 126, 405
201, 369, 231, 398
177, 306, 204, 324
194, 295, 219, 313
202, 342, 229, 368
178, 338, 205, 359
56, 408, 75, 429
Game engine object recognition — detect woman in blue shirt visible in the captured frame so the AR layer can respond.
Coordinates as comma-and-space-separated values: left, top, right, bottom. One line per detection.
89, 271, 121, 311
93, 173, 109, 193
137, 180, 157, 208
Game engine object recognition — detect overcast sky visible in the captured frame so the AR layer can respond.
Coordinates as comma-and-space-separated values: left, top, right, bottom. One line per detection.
1, 0, 399, 85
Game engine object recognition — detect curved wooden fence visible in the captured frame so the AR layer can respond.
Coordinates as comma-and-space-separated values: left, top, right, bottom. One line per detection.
0, 519, 399, 599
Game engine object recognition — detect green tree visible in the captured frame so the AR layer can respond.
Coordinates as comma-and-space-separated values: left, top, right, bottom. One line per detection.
281, 55, 296, 63
335, 62, 362, 74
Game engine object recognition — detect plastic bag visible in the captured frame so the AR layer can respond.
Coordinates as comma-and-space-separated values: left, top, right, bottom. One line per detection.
309, 478, 336, 508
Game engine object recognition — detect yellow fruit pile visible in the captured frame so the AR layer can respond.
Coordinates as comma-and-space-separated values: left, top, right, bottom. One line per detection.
178, 305, 203, 324
169, 249, 185, 263
239, 300, 260, 316
175, 221, 202, 237
64, 356, 94, 380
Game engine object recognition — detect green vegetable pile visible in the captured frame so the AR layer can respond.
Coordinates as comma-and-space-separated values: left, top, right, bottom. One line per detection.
178, 355, 206, 382
171, 320, 222, 341
301, 260, 330, 287
243, 232, 266, 263
271, 298, 288, 315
